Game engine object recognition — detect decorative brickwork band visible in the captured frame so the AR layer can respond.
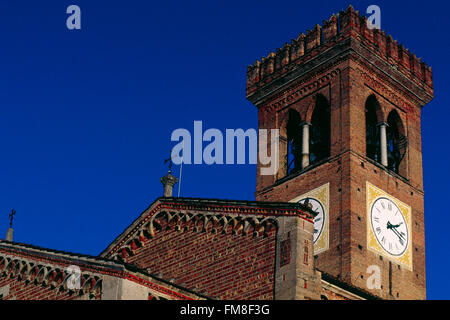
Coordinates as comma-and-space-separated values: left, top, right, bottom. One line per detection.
110, 210, 279, 261
102, 198, 314, 259
0, 253, 102, 299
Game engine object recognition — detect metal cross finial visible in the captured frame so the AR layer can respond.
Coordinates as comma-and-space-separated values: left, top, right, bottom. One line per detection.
9, 209, 16, 228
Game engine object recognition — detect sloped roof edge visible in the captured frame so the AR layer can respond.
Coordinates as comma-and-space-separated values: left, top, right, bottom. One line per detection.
0, 239, 210, 300
99, 196, 316, 258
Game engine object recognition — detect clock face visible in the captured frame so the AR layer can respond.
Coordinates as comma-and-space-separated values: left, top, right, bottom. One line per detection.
298, 197, 325, 243
370, 197, 409, 256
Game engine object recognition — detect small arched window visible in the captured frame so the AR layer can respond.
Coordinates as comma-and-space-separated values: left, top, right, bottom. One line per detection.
386, 110, 407, 175
286, 109, 302, 175
310, 95, 330, 164
365, 95, 381, 163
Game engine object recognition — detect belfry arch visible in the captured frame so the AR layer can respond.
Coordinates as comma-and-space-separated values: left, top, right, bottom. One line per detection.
386, 109, 407, 177
309, 94, 331, 165
365, 94, 384, 164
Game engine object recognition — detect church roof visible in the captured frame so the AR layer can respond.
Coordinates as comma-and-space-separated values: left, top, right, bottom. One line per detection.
0, 239, 210, 300
1, 239, 122, 269
99, 196, 316, 258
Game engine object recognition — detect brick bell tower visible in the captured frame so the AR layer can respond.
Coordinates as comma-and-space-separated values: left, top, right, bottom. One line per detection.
246, 5, 433, 299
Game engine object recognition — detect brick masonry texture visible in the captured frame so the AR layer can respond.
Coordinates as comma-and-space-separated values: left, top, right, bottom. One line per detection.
248, 5, 433, 300
0, 247, 102, 300
0, 241, 203, 300
125, 218, 277, 300
98, 196, 327, 300
101, 199, 316, 300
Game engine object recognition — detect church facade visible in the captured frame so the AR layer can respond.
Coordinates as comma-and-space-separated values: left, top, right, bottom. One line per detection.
0, 5, 433, 300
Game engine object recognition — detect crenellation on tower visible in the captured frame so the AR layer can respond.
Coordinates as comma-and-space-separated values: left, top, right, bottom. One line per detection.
291, 33, 306, 60
386, 35, 398, 61
306, 24, 322, 50
397, 44, 409, 69
275, 43, 290, 71
359, 16, 371, 42
246, 5, 433, 100
322, 15, 338, 42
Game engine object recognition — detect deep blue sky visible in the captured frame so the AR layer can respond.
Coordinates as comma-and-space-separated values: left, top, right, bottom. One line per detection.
0, 1, 448, 299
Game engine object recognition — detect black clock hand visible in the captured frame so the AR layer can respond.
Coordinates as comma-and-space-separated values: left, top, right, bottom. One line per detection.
390, 222, 403, 229
392, 228, 405, 241
387, 221, 405, 241
390, 223, 406, 242
387, 221, 402, 230
387, 226, 405, 246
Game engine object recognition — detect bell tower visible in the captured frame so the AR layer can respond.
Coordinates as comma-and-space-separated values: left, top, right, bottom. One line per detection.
246, 5, 433, 299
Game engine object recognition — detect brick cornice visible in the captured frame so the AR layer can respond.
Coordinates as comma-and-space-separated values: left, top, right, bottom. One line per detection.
349, 48, 429, 110
0, 244, 200, 300
101, 198, 314, 259
0, 249, 103, 299
261, 69, 340, 113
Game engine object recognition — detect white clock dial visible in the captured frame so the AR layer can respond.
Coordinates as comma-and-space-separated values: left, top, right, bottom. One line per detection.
298, 197, 325, 243
370, 197, 409, 256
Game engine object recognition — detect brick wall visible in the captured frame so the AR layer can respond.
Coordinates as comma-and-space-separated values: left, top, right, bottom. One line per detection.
0, 241, 202, 300
124, 217, 277, 300
248, 6, 432, 300
0, 250, 101, 300
254, 64, 427, 299
255, 61, 352, 282
0, 273, 97, 300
